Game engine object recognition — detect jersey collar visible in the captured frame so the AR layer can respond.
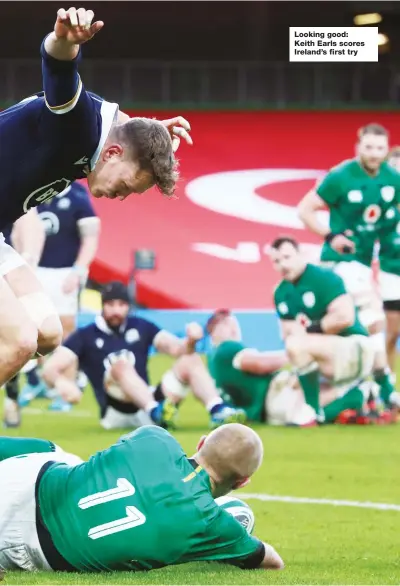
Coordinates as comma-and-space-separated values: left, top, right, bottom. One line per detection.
95, 315, 128, 336
90, 100, 119, 171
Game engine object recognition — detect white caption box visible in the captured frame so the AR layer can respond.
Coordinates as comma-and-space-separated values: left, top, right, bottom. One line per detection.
289, 27, 378, 62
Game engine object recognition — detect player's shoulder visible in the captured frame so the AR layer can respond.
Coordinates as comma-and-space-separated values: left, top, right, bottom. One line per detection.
273, 279, 288, 300
306, 262, 343, 284
70, 181, 90, 199
216, 340, 245, 358
128, 315, 159, 333
381, 161, 400, 184
118, 426, 183, 455
329, 158, 355, 175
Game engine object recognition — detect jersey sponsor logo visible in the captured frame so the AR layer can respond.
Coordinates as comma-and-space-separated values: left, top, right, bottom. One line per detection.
95, 338, 104, 348
23, 179, 71, 212
381, 186, 395, 203
58, 197, 71, 210
74, 156, 89, 166
347, 190, 363, 203
302, 291, 316, 308
278, 302, 289, 315
363, 204, 381, 224
125, 328, 140, 344
38, 211, 60, 236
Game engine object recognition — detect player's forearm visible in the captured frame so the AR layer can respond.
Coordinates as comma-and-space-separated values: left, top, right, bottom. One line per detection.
44, 32, 80, 61
162, 338, 196, 358
298, 192, 330, 238
12, 211, 45, 266
75, 234, 99, 271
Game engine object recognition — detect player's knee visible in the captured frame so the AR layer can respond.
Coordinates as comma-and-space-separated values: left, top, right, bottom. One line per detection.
12, 325, 38, 366
285, 335, 303, 360
174, 352, 203, 378
110, 359, 135, 381
37, 314, 63, 355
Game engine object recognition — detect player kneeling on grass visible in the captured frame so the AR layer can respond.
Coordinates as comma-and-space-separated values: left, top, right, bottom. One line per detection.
203, 309, 379, 426
0, 424, 283, 573
42, 281, 246, 429
270, 237, 396, 425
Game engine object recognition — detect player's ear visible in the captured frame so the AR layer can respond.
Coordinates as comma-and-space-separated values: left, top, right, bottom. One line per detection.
232, 477, 250, 490
196, 435, 207, 451
103, 144, 124, 161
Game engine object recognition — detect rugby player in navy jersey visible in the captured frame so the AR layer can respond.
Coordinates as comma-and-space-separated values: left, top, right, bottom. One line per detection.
42, 282, 246, 430
0, 7, 191, 393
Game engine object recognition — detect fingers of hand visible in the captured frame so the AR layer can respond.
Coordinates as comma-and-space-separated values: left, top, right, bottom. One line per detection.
67, 6, 78, 26
163, 116, 191, 132
58, 7, 102, 35
172, 125, 193, 145
172, 136, 181, 153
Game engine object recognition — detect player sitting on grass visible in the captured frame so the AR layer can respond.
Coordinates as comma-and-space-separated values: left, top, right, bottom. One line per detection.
42, 281, 246, 429
270, 236, 397, 425
298, 123, 399, 410
0, 424, 284, 573
202, 309, 382, 426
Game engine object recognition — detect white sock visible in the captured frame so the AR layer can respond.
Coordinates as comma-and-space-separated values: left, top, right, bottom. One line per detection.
145, 400, 159, 414
206, 398, 223, 412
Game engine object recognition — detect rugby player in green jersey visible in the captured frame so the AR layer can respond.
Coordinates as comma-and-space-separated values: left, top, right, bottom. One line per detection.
298, 123, 399, 406
204, 309, 380, 426
0, 424, 283, 572
271, 237, 379, 423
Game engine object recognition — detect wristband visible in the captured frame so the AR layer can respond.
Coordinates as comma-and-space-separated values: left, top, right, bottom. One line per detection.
306, 321, 323, 334
324, 232, 342, 244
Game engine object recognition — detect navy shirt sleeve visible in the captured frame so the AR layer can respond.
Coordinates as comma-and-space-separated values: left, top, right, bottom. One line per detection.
63, 329, 85, 361
143, 319, 161, 347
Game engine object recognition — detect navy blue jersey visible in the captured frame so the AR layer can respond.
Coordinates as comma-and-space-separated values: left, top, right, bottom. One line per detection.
2, 225, 12, 246
38, 182, 97, 268
0, 37, 118, 230
63, 315, 161, 415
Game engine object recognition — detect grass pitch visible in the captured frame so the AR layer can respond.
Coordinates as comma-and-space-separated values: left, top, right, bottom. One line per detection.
2, 355, 400, 585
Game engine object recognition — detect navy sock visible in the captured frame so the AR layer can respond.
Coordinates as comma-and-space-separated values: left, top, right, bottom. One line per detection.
27, 367, 40, 387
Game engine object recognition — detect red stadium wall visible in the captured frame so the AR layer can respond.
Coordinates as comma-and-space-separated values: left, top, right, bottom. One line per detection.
89, 111, 400, 309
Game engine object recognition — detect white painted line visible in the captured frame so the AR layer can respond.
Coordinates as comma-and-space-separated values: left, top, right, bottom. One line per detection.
239, 492, 400, 512
23, 407, 94, 418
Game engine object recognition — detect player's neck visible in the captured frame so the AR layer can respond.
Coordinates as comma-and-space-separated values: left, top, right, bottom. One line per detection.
356, 157, 381, 177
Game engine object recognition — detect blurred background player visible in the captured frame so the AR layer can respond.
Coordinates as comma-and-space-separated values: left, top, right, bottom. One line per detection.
203, 309, 377, 426
19, 181, 101, 409
298, 123, 400, 406
270, 237, 384, 424
43, 281, 245, 429
377, 147, 400, 376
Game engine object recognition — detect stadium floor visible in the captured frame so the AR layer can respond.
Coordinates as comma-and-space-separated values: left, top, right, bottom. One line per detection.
3, 354, 400, 585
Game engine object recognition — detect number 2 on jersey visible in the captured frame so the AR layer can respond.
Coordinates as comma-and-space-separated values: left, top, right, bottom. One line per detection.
78, 478, 146, 540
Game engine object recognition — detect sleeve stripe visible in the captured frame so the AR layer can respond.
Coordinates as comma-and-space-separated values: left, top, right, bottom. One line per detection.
45, 76, 83, 115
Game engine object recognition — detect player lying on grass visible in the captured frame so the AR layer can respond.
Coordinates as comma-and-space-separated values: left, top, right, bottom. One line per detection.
42, 281, 246, 430
0, 436, 83, 466
271, 236, 398, 424
298, 123, 398, 409
194, 309, 382, 426
0, 6, 192, 388
0, 424, 284, 572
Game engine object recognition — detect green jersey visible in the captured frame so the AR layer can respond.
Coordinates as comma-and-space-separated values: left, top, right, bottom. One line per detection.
317, 159, 400, 266
0, 437, 55, 461
208, 341, 274, 422
378, 208, 400, 276
274, 263, 367, 337
38, 426, 263, 572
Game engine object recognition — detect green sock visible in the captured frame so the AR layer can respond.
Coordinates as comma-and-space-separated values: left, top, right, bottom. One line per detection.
373, 369, 395, 404
323, 388, 364, 423
297, 363, 322, 420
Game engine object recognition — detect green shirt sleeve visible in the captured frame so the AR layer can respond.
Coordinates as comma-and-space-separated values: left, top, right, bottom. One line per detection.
316, 168, 343, 206
316, 268, 347, 307
274, 285, 295, 320
180, 508, 264, 568
215, 341, 246, 363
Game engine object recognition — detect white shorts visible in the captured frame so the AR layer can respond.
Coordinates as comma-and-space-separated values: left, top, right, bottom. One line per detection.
36, 266, 79, 316
331, 334, 375, 385
0, 234, 26, 276
0, 451, 79, 571
100, 405, 154, 430
266, 371, 316, 426
379, 270, 400, 302
324, 261, 384, 327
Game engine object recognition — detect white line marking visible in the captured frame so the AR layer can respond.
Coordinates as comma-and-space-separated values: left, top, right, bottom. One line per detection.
23, 407, 94, 418
239, 492, 400, 512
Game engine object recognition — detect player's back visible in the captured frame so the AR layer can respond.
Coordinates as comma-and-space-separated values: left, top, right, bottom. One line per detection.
37, 426, 217, 571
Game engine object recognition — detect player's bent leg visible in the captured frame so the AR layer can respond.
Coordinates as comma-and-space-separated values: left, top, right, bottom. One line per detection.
265, 371, 316, 427
383, 302, 400, 371
167, 354, 247, 427
5, 264, 62, 356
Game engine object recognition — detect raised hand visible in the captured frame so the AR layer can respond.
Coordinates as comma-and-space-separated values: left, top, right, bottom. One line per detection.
54, 7, 104, 45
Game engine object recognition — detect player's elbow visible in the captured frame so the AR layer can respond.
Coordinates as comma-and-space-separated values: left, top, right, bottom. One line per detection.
260, 544, 285, 570
331, 310, 354, 331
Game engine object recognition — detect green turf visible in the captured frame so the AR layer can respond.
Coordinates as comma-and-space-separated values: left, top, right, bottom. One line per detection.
2, 354, 400, 585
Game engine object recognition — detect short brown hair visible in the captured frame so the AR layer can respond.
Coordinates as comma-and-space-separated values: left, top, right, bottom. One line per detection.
271, 236, 299, 251
117, 117, 179, 197
206, 308, 231, 334
357, 123, 389, 140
